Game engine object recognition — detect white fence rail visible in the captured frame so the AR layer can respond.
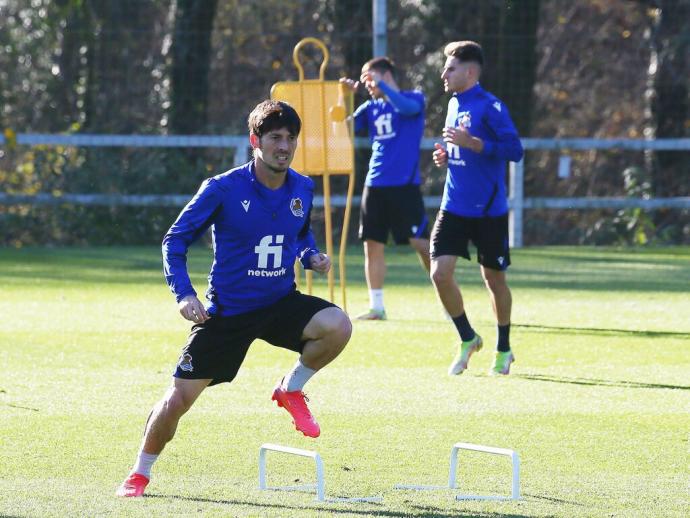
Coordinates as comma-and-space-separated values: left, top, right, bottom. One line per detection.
2, 134, 689, 247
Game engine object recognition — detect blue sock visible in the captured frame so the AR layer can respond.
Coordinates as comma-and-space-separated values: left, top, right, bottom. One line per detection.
497, 324, 511, 352
452, 312, 475, 342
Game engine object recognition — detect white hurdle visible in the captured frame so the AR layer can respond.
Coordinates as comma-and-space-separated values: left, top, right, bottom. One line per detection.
258, 443, 382, 503
259, 443, 325, 501
395, 442, 520, 501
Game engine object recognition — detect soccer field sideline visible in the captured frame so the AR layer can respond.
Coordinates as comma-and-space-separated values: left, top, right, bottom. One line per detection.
0, 245, 688, 517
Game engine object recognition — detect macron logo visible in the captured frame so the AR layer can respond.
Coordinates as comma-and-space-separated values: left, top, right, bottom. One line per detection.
241, 200, 250, 212
254, 235, 284, 268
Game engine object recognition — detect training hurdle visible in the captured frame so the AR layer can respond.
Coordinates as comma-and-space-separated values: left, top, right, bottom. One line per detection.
258, 443, 382, 503
394, 442, 520, 501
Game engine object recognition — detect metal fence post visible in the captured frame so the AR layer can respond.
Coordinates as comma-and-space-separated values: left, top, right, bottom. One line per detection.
373, 0, 387, 57
509, 159, 524, 248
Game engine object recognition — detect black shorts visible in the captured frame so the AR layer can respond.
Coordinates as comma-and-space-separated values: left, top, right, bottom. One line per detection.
359, 184, 430, 245
430, 210, 511, 271
173, 291, 337, 386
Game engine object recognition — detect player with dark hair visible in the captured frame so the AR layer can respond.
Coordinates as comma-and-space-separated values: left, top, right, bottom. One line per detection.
116, 99, 352, 498
340, 57, 430, 320
431, 41, 523, 376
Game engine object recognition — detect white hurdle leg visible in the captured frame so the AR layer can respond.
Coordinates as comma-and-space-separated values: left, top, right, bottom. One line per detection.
258, 443, 383, 503
452, 442, 520, 501
258, 443, 325, 501
395, 442, 520, 501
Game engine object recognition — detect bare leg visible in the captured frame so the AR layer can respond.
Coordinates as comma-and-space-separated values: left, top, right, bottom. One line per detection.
299, 307, 352, 370
140, 377, 211, 455
409, 237, 431, 273
480, 266, 512, 325
363, 239, 386, 290
430, 255, 465, 318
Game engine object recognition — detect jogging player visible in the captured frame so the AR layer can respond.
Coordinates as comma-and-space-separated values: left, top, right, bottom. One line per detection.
431, 41, 523, 376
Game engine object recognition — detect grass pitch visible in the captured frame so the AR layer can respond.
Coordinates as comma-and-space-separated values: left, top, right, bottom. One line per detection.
0, 245, 688, 517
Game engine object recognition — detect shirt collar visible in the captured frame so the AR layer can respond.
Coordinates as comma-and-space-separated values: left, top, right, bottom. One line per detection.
453, 83, 482, 102
249, 160, 291, 194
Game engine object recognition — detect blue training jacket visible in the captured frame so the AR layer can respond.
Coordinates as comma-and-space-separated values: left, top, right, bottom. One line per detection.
353, 84, 425, 187
162, 161, 319, 316
442, 83, 523, 217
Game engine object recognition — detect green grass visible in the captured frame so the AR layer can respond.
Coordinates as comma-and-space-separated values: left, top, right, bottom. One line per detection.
1, 245, 688, 517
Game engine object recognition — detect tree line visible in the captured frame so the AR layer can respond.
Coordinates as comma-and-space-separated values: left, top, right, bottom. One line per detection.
0, 0, 687, 246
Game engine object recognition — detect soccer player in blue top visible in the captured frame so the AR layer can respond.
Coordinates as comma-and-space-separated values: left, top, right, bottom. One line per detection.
116, 100, 352, 498
340, 57, 430, 321
430, 41, 524, 376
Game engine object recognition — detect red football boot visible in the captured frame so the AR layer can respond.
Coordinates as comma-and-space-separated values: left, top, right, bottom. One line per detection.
272, 383, 321, 438
115, 473, 149, 497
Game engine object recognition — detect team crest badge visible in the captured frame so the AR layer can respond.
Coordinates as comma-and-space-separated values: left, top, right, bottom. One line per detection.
290, 198, 304, 217
178, 353, 193, 372
457, 111, 472, 128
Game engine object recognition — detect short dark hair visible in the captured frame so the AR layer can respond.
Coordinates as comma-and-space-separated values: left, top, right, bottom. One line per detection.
362, 56, 396, 78
444, 41, 484, 66
247, 100, 301, 137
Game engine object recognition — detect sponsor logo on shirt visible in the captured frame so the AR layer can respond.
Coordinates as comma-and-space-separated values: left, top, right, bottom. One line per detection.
456, 111, 472, 128
290, 198, 304, 217
373, 112, 396, 140
447, 144, 466, 166
247, 267, 287, 277
249, 234, 288, 278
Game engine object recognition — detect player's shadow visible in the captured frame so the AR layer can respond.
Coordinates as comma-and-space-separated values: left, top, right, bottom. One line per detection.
521, 493, 586, 506
515, 373, 690, 391
144, 493, 530, 517
514, 323, 690, 338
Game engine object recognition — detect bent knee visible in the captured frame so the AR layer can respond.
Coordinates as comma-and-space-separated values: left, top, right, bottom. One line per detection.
317, 308, 351, 343
430, 265, 453, 285
329, 309, 352, 343
482, 271, 507, 292
164, 390, 194, 417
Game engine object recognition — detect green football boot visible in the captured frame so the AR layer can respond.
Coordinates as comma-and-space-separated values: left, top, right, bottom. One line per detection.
490, 351, 515, 376
448, 334, 483, 375
355, 308, 387, 321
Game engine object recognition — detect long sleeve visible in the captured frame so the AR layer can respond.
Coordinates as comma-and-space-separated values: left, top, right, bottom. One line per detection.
480, 101, 524, 162
296, 207, 319, 269
352, 101, 369, 133
377, 81, 423, 116
162, 179, 222, 302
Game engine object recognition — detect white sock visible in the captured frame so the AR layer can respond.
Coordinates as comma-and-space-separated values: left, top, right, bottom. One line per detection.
132, 451, 158, 479
369, 289, 384, 311
282, 359, 317, 392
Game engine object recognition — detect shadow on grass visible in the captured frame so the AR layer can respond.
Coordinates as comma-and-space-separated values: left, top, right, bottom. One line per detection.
515, 374, 690, 391
514, 323, 690, 338
3, 403, 40, 411
144, 493, 531, 517
521, 493, 586, 506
